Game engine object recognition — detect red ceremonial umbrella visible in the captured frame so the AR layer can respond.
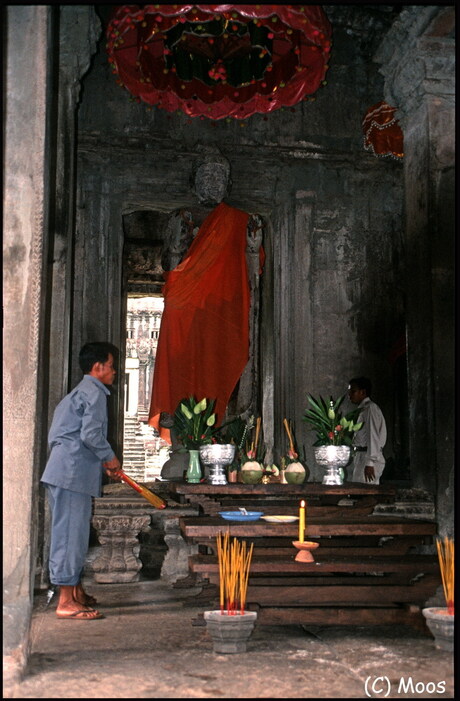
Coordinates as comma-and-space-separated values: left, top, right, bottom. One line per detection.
106, 4, 332, 119
362, 101, 404, 160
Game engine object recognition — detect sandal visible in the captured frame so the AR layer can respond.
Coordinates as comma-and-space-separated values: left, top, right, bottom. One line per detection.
56, 608, 104, 620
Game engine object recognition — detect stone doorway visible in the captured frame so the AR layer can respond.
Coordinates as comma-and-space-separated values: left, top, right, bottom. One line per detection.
121, 211, 171, 480
123, 295, 170, 480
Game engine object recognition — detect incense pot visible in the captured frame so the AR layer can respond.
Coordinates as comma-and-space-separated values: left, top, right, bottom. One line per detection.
292, 540, 319, 563
204, 610, 257, 653
422, 608, 454, 652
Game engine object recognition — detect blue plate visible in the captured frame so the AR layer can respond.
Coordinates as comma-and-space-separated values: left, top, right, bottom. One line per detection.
218, 511, 264, 522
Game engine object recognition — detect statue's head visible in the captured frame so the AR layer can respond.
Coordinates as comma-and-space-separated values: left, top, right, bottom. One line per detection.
191, 145, 231, 206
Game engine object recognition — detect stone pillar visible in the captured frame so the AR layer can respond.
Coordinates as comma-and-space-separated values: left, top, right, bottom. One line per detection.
40, 5, 101, 589
272, 193, 316, 474
3, 6, 55, 686
47, 6, 101, 416
90, 515, 152, 583
375, 7, 455, 534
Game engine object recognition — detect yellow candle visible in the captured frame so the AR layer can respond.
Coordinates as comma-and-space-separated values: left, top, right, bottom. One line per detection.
299, 499, 305, 543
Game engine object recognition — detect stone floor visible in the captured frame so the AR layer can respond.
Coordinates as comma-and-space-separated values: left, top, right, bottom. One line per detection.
5, 578, 455, 699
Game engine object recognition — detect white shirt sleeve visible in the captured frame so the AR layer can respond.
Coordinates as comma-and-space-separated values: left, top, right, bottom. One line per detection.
364, 401, 387, 467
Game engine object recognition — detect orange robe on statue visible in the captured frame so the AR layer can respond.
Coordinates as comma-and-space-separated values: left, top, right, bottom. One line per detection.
148, 202, 251, 441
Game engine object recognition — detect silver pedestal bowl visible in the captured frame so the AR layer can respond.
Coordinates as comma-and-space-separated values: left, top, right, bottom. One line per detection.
314, 445, 351, 485
199, 444, 236, 485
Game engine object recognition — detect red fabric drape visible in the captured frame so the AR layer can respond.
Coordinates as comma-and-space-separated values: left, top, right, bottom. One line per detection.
148, 202, 251, 441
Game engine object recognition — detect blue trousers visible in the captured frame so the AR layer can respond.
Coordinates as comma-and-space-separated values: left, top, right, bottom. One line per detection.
46, 485, 92, 586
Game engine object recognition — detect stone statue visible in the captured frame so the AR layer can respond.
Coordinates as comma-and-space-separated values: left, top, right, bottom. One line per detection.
161, 145, 233, 271
158, 146, 264, 479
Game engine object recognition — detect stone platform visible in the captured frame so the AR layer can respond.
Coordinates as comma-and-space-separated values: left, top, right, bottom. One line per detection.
6, 579, 454, 699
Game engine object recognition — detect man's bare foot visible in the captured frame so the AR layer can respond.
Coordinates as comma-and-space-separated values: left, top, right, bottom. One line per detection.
55, 585, 103, 619
73, 583, 97, 606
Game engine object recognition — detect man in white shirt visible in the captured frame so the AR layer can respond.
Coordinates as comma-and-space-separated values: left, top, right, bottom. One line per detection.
348, 377, 387, 483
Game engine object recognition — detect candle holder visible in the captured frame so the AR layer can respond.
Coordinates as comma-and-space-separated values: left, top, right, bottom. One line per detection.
292, 540, 319, 563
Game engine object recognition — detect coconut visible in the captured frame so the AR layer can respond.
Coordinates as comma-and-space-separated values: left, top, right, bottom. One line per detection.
241, 461, 263, 484
285, 461, 306, 484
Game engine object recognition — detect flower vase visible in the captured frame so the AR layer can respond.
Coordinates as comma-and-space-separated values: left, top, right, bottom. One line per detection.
186, 449, 201, 483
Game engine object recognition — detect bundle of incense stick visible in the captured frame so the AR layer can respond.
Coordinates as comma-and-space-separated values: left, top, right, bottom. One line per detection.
436, 536, 454, 615
249, 417, 262, 457
216, 531, 254, 615
283, 418, 295, 454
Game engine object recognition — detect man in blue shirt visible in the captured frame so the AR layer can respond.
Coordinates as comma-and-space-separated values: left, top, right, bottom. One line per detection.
41, 342, 121, 619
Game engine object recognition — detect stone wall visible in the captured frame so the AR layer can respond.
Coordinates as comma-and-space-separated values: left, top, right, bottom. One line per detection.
3, 6, 56, 685
375, 6, 455, 534
75, 7, 406, 481
3, 5, 102, 686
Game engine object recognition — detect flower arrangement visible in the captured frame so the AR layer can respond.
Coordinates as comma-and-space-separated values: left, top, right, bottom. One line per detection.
279, 418, 307, 483
173, 396, 217, 450
303, 394, 363, 446
240, 416, 264, 465
173, 396, 252, 455
282, 418, 303, 463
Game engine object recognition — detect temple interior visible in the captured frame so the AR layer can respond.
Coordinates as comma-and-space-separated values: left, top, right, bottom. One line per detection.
3, 5, 454, 696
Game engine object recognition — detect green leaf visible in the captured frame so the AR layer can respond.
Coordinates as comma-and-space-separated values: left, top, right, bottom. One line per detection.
304, 406, 329, 423
306, 395, 327, 417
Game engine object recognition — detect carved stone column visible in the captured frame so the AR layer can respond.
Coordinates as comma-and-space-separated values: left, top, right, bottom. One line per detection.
231, 214, 264, 423
3, 8, 56, 685
161, 516, 199, 584
375, 7, 454, 533
91, 514, 151, 583
271, 192, 315, 474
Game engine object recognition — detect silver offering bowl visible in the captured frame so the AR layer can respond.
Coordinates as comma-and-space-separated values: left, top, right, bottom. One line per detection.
199, 444, 236, 485
314, 445, 351, 485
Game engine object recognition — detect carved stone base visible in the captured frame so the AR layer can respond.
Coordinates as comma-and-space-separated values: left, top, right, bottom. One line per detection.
90, 514, 151, 583
87, 489, 199, 583
161, 516, 198, 583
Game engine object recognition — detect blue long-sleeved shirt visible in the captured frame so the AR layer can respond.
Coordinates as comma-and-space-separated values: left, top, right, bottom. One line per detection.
41, 375, 115, 496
